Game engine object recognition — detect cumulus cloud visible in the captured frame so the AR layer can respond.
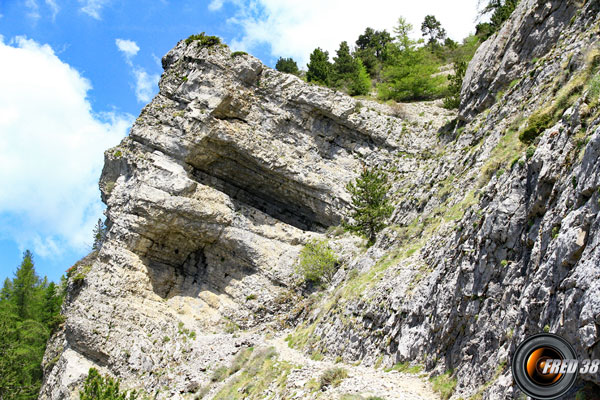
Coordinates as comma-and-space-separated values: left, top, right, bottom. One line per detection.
79, 0, 109, 20
0, 36, 132, 257
214, 0, 479, 67
115, 39, 159, 103
208, 0, 225, 11
133, 68, 159, 103
115, 38, 140, 62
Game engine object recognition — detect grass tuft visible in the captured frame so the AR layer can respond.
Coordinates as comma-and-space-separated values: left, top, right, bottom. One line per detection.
430, 370, 457, 400
319, 367, 348, 389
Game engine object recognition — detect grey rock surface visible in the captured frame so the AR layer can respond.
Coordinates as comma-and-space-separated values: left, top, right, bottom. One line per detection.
39, 39, 454, 399
40, 1, 600, 398
459, 0, 584, 121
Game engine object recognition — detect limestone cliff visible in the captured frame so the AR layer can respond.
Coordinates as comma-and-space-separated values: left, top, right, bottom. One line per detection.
40, 1, 600, 399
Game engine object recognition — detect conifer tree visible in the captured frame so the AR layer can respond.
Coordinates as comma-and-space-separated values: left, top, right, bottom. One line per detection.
443, 60, 467, 109
349, 59, 371, 96
306, 48, 332, 86
393, 17, 414, 52
345, 168, 394, 245
355, 27, 392, 76
379, 45, 444, 101
0, 250, 65, 399
1, 278, 13, 301
93, 218, 106, 251
333, 41, 356, 85
421, 15, 447, 50
12, 250, 40, 320
275, 57, 299, 75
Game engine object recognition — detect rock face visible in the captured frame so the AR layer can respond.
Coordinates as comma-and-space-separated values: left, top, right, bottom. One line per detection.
39, 38, 456, 399
41, 1, 600, 399
460, 0, 585, 120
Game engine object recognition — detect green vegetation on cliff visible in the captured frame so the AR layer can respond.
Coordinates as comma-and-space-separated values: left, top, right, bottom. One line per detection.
345, 168, 394, 245
297, 239, 339, 285
80, 368, 138, 400
0, 251, 65, 400
297, 14, 484, 104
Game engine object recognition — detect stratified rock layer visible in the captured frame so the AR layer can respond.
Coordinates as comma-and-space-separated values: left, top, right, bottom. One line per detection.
40, 39, 458, 399
41, 1, 600, 398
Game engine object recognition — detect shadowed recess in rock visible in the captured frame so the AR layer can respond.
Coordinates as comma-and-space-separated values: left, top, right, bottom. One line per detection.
147, 248, 251, 298
186, 139, 338, 232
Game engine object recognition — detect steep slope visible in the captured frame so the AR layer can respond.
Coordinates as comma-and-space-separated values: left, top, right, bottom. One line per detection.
294, 0, 600, 399
40, 0, 600, 398
39, 38, 454, 399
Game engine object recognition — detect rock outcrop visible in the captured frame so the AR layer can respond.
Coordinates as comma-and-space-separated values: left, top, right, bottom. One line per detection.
39, 38, 455, 399
460, 0, 591, 120
41, 1, 600, 398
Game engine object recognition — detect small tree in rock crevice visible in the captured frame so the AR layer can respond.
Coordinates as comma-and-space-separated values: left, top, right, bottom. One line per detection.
92, 218, 107, 251
296, 239, 339, 286
443, 60, 467, 109
344, 168, 394, 246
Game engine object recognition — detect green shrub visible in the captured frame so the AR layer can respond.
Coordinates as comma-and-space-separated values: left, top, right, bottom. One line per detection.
224, 319, 239, 333
185, 32, 221, 47
231, 51, 248, 58
319, 367, 348, 389
211, 365, 229, 382
105, 181, 116, 195
385, 362, 423, 374
519, 109, 553, 144
80, 368, 137, 400
229, 347, 253, 374
526, 146, 536, 159
430, 370, 457, 400
589, 73, 600, 101
296, 239, 339, 285
71, 264, 92, 284
443, 60, 467, 109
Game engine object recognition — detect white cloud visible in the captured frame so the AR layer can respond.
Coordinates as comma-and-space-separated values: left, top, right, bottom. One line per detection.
79, 0, 109, 20
115, 38, 140, 62
0, 36, 132, 257
45, 0, 60, 21
24, 0, 60, 21
115, 39, 159, 103
219, 0, 480, 67
133, 68, 160, 103
25, 0, 40, 20
208, 0, 225, 11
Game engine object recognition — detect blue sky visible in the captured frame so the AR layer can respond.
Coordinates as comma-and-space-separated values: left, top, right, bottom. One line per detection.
0, 0, 481, 283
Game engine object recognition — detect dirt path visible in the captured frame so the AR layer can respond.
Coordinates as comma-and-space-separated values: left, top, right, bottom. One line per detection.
266, 334, 440, 400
